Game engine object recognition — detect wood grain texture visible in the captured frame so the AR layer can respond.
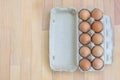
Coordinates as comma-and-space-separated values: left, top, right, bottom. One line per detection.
21, 0, 32, 80
31, 0, 43, 80
0, 0, 119, 80
112, 25, 120, 80
104, 0, 114, 26
0, 0, 10, 80
114, 0, 120, 25
10, 0, 23, 80
42, 0, 53, 30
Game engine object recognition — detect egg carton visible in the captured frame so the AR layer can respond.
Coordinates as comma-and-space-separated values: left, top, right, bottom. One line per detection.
49, 7, 113, 72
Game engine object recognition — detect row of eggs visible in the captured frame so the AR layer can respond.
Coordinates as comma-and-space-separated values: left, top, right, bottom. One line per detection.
78, 8, 104, 71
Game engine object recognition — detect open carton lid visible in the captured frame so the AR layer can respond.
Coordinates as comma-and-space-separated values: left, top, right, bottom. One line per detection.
49, 8, 78, 72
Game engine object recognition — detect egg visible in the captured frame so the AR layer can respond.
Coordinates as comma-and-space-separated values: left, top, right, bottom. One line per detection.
79, 46, 91, 57
79, 9, 90, 20
79, 22, 90, 32
79, 59, 91, 71
92, 58, 104, 70
79, 33, 91, 45
92, 33, 103, 45
92, 46, 103, 57
91, 21, 103, 32
91, 8, 103, 20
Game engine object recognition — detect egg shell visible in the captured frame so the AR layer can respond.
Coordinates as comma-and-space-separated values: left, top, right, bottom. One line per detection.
79, 33, 91, 45
92, 33, 103, 45
92, 58, 104, 70
79, 21, 91, 32
91, 8, 103, 20
79, 9, 90, 21
79, 46, 91, 57
91, 21, 103, 33
79, 59, 91, 71
92, 46, 104, 57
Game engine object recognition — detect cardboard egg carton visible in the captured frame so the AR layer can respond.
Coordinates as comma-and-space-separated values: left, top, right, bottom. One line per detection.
49, 7, 113, 72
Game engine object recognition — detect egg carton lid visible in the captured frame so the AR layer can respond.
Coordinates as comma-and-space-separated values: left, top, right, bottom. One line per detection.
49, 7, 113, 72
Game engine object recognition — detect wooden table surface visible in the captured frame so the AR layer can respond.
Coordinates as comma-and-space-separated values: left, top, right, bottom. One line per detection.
0, 0, 120, 80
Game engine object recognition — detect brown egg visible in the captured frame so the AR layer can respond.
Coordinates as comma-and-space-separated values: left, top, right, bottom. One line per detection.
91, 8, 103, 20
92, 46, 103, 57
79, 33, 91, 45
79, 59, 91, 71
92, 33, 103, 45
79, 46, 91, 57
79, 9, 90, 20
91, 21, 103, 32
79, 22, 90, 32
92, 58, 104, 70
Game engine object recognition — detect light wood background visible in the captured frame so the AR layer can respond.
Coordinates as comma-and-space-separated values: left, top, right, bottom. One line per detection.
0, 0, 120, 80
